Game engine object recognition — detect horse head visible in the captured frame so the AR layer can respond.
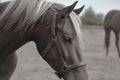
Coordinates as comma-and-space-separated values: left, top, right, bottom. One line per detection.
33, 1, 88, 80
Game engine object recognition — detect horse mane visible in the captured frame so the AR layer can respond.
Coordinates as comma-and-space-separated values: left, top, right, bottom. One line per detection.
0, 0, 53, 32
0, 1, 10, 14
69, 12, 83, 44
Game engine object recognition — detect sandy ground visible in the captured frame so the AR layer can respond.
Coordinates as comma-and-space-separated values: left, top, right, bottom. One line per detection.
10, 25, 120, 80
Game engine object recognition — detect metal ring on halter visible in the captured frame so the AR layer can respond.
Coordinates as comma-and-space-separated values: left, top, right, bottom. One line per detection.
55, 62, 86, 79
52, 35, 57, 41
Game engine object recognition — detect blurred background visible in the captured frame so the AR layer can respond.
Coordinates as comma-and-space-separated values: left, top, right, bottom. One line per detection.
0, 0, 120, 80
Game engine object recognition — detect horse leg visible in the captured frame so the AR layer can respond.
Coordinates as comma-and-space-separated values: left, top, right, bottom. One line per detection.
115, 32, 120, 57
104, 27, 111, 56
0, 52, 17, 80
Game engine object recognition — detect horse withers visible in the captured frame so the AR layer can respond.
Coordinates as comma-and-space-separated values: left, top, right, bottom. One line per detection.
104, 10, 120, 57
0, 0, 88, 80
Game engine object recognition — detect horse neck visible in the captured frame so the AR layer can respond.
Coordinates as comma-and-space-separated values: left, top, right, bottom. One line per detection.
0, 1, 35, 53
0, 31, 33, 66
0, 1, 53, 54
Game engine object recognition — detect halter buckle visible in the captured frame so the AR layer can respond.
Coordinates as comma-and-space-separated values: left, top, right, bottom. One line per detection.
52, 36, 57, 41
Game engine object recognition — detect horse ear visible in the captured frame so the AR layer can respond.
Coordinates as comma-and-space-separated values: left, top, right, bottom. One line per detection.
59, 1, 78, 17
74, 5, 85, 15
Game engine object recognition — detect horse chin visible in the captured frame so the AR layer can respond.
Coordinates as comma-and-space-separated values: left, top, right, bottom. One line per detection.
62, 67, 88, 80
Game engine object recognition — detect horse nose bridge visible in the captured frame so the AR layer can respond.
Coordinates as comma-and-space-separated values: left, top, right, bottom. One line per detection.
66, 45, 83, 62
60, 45, 82, 64
73, 41, 83, 61
63, 52, 82, 65
76, 49, 83, 61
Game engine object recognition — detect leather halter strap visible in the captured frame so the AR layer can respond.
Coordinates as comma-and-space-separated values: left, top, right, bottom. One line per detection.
41, 11, 86, 79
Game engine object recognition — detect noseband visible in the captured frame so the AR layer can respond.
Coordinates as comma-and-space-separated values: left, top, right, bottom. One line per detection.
41, 11, 86, 79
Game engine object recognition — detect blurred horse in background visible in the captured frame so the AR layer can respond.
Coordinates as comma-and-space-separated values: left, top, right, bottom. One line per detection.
104, 10, 120, 57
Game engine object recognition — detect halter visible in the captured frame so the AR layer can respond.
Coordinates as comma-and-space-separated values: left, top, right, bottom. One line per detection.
41, 11, 86, 79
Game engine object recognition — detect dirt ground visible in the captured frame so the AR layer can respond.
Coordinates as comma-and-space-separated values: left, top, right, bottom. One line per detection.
11, 25, 120, 80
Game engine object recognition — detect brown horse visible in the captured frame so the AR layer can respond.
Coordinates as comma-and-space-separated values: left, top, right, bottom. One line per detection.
104, 10, 120, 57
0, 0, 88, 80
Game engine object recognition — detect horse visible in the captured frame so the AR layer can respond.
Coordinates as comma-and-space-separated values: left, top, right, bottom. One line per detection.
104, 10, 120, 57
0, 0, 88, 80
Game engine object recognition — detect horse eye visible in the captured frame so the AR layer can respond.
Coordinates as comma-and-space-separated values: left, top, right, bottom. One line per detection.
64, 37, 72, 44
